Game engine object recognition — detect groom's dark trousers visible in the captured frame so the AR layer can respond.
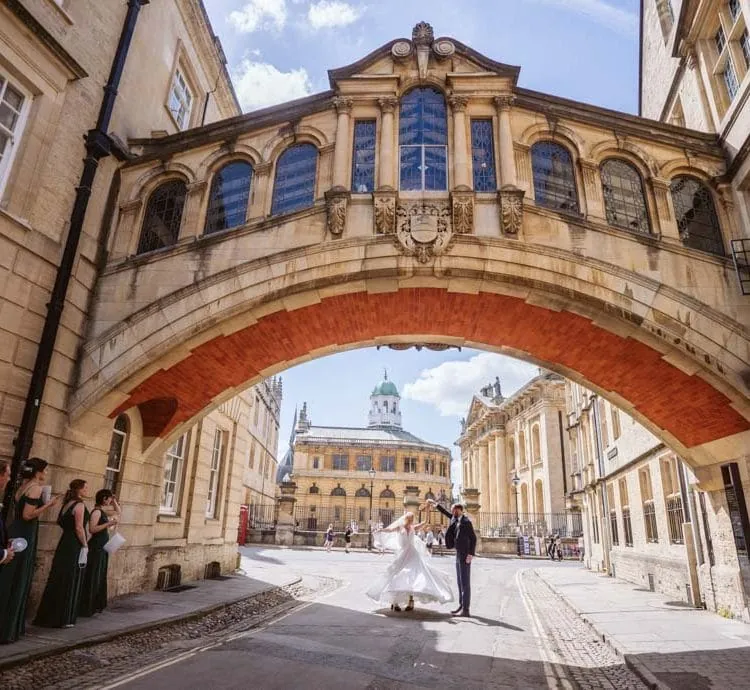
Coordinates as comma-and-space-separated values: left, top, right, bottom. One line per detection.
436, 504, 477, 613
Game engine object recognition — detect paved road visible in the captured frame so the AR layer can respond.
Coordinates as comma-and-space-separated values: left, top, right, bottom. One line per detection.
102, 548, 644, 690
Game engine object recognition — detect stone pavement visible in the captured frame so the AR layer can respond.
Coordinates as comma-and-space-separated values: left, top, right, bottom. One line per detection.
537, 565, 750, 689
0, 551, 300, 670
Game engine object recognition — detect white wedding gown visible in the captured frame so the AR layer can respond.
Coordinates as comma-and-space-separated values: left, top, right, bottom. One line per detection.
366, 527, 454, 608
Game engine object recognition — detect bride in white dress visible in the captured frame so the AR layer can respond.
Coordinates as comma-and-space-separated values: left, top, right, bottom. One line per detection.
366, 505, 454, 612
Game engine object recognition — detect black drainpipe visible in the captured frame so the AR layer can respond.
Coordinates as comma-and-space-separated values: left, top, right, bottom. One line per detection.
4, 0, 150, 517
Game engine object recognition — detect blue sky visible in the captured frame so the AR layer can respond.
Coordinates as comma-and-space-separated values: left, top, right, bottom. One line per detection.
201, 0, 641, 479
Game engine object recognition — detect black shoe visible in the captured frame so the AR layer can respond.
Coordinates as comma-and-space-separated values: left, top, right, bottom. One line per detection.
405, 598, 414, 611
391, 604, 402, 612
450, 606, 463, 615
459, 610, 471, 617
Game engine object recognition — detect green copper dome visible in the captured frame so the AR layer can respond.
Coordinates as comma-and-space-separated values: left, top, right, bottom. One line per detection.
372, 380, 399, 397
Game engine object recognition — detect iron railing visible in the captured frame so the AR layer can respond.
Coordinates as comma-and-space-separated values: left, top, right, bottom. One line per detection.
477, 512, 583, 539
666, 495, 685, 544
622, 507, 633, 547
246, 504, 277, 530
609, 510, 619, 546
731, 238, 750, 295
293, 504, 451, 533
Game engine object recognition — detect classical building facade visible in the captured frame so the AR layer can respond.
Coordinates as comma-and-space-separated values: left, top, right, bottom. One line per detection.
288, 376, 452, 531
0, 0, 241, 600
241, 377, 283, 506
567, 378, 750, 619
457, 373, 569, 533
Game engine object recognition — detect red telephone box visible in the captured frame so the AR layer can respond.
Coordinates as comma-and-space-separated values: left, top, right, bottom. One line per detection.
238, 504, 249, 545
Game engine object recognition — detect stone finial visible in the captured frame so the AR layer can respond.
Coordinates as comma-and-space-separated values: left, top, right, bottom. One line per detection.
412, 21, 435, 46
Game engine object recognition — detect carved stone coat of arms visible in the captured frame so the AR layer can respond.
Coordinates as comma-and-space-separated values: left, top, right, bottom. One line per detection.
395, 202, 453, 263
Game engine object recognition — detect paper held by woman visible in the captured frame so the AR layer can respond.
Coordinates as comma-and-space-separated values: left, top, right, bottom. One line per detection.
366, 517, 454, 609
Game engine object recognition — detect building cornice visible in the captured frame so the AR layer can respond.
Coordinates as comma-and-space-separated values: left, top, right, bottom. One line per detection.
1, 0, 87, 79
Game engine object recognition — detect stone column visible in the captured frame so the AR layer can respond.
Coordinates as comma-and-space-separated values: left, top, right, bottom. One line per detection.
650, 177, 677, 240
332, 96, 353, 188
487, 437, 497, 515
373, 97, 399, 235
479, 442, 490, 517
495, 95, 525, 237
115, 198, 143, 259
579, 158, 606, 221
275, 481, 297, 546
179, 180, 208, 241
449, 95, 471, 189
249, 162, 272, 219
494, 433, 507, 514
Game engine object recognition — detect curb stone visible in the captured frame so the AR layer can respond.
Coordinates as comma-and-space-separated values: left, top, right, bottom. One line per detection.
0, 576, 302, 672
533, 569, 669, 690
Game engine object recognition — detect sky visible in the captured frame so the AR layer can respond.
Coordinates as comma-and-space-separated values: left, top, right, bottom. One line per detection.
200, 0, 641, 480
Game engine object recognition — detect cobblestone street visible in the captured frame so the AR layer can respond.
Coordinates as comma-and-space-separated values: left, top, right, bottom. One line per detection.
9, 548, 650, 690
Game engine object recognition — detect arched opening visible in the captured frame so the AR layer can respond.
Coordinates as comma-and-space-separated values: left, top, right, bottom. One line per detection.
520, 483, 529, 518
136, 180, 187, 254
600, 158, 650, 234
670, 176, 724, 256
534, 478, 544, 515
530, 141, 579, 212
531, 425, 541, 465
271, 144, 318, 215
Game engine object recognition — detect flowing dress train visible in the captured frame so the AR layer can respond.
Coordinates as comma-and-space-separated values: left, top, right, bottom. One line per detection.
366, 527, 454, 609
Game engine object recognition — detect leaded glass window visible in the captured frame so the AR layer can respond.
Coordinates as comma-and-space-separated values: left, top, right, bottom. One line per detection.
399, 88, 448, 191
352, 120, 376, 193
741, 29, 750, 68
716, 26, 727, 55
271, 144, 318, 215
724, 58, 740, 100
204, 161, 253, 234
471, 119, 497, 192
730, 0, 741, 23
137, 180, 187, 254
670, 176, 724, 256
600, 159, 650, 234
104, 414, 129, 493
531, 142, 579, 212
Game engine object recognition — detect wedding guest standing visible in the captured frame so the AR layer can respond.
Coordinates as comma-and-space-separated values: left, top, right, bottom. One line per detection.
79, 490, 120, 617
0, 460, 12, 567
0, 458, 60, 643
34, 480, 90, 629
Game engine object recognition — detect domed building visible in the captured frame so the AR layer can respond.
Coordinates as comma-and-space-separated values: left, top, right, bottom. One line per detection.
290, 374, 453, 532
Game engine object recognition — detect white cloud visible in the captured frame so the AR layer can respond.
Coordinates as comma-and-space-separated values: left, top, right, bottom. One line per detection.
307, 0, 364, 30
232, 59, 313, 111
526, 0, 637, 36
229, 0, 288, 33
402, 353, 540, 418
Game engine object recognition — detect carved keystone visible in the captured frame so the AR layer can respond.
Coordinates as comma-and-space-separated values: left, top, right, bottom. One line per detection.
451, 188, 475, 235
373, 189, 398, 235
498, 185, 525, 236
325, 186, 350, 238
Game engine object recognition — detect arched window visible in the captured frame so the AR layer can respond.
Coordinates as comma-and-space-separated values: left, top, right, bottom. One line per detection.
204, 161, 253, 234
518, 431, 527, 467
531, 142, 579, 212
331, 484, 346, 497
531, 425, 541, 464
380, 487, 395, 499
309, 483, 320, 494
600, 159, 650, 234
355, 486, 371, 498
399, 88, 448, 191
508, 438, 516, 469
137, 180, 187, 254
670, 176, 724, 256
104, 414, 129, 492
534, 479, 544, 514
271, 144, 317, 215
425, 490, 435, 501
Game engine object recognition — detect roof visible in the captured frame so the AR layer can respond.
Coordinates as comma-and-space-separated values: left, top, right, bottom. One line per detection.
295, 425, 450, 454
372, 380, 399, 397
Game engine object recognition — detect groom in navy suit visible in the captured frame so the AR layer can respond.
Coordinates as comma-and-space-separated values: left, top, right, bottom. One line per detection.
429, 499, 476, 617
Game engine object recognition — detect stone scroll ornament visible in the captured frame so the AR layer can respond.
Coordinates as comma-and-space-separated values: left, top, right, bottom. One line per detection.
395, 202, 453, 263
392, 22, 456, 80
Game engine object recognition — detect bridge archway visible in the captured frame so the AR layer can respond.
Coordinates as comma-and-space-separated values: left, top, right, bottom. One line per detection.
74, 235, 750, 476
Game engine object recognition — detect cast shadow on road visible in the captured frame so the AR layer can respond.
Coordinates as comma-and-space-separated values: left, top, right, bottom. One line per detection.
241, 550, 286, 566
373, 608, 524, 631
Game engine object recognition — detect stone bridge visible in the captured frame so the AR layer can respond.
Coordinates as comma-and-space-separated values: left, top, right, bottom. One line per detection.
74, 23, 750, 480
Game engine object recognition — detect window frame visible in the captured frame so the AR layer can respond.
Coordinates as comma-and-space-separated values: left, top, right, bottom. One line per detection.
530, 140, 580, 214
161, 433, 189, 515
351, 119, 377, 193
104, 414, 129, 494
206, 428, 226, 518
470, 118, 497, 192
332, 454, 349, 471
600, 158, 651, 235
167, 65, 194, 131
204, 160, 254, 235
0, 71, 32, 196
271, 143, 319, 216
136, 179, 188, 255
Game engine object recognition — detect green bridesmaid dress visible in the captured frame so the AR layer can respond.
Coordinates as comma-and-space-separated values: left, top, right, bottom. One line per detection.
0, 493, 44, 643
79, 509, 110, 617
34, 501, 90, 628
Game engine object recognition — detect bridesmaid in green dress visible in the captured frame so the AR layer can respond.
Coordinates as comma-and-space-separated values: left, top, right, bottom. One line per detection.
79, 489, 120, 617
34, 479, 90, 629
0, 458, 60, 643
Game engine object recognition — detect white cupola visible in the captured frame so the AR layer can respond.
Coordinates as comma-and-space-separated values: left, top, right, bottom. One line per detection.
368, 370, 402, 429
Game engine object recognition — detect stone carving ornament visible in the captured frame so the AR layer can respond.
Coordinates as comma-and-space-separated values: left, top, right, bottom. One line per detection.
325, 188, 349, 237
391, 22, 456, 80
395, 202, 453, 263
498, 187, 525, 236
374, 194, 397, 235
451, 193, 474, 234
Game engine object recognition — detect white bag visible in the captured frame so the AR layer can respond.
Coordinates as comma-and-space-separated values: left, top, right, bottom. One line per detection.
104, 531, 126, 555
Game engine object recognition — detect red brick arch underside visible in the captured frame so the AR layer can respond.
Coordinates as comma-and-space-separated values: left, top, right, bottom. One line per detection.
113, 288, 749, 448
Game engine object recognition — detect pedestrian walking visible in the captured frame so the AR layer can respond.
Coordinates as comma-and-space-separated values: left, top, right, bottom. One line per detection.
325, 524, 334, 552
34, 479, 90, 629
0, 458, 60, 643
79, 490, 120, 617
425, 529, 435, 554
344, 525, 352, 553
